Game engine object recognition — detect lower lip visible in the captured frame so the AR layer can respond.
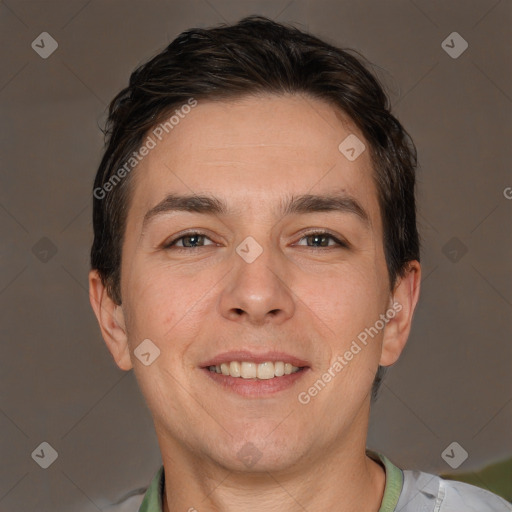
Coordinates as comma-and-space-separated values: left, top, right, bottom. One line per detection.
201, 367, 309, 397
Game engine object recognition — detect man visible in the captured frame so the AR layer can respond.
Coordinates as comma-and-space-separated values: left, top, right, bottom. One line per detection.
88, 15, 511, 512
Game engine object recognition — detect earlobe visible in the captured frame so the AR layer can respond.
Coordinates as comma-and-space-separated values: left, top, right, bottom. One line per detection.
88, 270, 133, 371
379, 261, 421, 367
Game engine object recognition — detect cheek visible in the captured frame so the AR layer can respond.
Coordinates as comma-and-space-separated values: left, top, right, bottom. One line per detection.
299, 261, 385, 339
123, 259, 220, 346
298, 260, 386, 396
122, 263, 186, 343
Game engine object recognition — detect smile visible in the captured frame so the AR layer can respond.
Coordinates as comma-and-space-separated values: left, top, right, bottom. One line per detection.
208, 361, 301, 379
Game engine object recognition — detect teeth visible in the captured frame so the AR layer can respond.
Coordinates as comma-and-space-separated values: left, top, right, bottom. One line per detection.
241, 362, 257, 379
257, 362, 274, 380
229, 361, 241, 377
208, 361, 301, 379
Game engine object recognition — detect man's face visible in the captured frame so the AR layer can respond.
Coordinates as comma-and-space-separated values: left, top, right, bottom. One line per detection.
117, 94, 393, 470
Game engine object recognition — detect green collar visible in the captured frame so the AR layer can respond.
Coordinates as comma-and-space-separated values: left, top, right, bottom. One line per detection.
138, 450, 403, 512
367, 450, 404, 512
138, 464, 164, 512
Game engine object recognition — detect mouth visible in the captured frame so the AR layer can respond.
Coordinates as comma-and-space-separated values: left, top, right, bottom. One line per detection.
200, 351, 310, 397
207, 361, 302, 379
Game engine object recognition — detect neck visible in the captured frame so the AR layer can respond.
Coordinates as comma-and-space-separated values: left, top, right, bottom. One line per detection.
158, 420, 386, 512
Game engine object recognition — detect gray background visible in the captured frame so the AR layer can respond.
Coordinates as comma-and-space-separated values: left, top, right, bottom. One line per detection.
1, 0, 511, 510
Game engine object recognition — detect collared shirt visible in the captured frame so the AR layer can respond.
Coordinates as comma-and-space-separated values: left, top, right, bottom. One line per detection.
137, 451, 512, 511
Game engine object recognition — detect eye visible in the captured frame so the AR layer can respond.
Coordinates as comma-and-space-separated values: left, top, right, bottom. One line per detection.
163, 231, 215, 250
161, 230, 348, 251
295, 231, 348, 249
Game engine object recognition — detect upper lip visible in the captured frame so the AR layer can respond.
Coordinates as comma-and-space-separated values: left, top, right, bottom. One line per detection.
200, 350, 310, 368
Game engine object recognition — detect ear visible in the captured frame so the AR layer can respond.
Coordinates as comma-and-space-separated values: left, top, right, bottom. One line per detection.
88, 270, 133, 371
379, 261, 421, 367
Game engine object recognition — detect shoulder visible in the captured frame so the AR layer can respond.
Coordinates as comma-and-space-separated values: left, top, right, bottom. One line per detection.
398, 468, 512, 512
439, 477, 512, 512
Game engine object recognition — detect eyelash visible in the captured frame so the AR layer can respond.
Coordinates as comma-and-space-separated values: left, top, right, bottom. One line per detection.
162, 230, 348, 251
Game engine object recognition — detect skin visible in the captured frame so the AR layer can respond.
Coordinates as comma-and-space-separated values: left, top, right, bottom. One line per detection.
89, 93, 421, 512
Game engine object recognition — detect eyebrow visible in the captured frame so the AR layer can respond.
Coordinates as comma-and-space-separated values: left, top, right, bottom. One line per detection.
142, 192, 371, 230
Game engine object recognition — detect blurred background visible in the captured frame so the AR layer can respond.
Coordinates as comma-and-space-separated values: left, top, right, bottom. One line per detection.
1, 1, 511, 510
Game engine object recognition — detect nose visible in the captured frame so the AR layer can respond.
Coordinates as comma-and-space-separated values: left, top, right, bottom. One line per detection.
218, 240, 296, 326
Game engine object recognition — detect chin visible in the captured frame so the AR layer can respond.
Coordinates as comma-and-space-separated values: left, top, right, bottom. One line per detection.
206, 431, 306, 473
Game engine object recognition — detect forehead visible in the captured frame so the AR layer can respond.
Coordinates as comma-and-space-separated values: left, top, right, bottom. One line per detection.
127, 93, 381, 230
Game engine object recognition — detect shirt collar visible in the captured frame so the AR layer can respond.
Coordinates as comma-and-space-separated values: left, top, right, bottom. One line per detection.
367, 450, 404, 512
138, 450, 404, 512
